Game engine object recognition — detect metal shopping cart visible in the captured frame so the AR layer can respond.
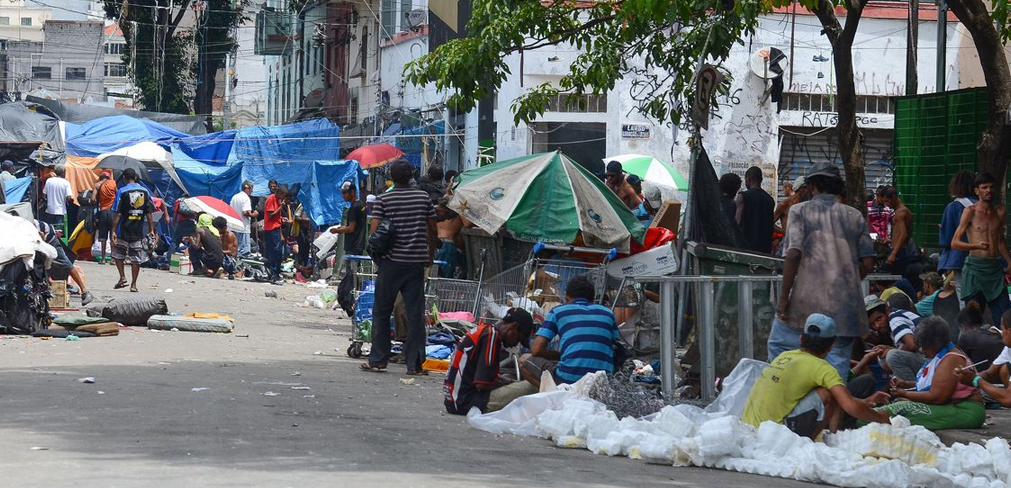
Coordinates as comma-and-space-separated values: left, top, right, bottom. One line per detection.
426, 249, 487, 318
479, 242, 618, 319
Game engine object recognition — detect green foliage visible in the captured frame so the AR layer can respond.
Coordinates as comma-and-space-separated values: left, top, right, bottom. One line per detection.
406, 0, 769, 126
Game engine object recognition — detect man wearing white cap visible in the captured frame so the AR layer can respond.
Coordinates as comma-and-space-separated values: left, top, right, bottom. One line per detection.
330, 181, 366, 256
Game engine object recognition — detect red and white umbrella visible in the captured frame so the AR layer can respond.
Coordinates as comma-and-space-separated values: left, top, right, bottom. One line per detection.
180, 196, 244, 232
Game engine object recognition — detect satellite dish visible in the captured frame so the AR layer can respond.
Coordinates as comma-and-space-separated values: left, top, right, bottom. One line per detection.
405, 9, 426, 29
749, 47, 788, 79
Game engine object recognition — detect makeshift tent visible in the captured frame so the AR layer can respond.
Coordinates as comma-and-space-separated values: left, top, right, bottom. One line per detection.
63, 156, 102, 203
3, 176, 31, 203
297, 160, 362, 226
97, 142, 187, 194
173, 151, 244, 201
64, 115, 191, 157
27, 95, 207, 135
0, 103, 64, 165
233, 119, 341, 196
172, 130, 236, 166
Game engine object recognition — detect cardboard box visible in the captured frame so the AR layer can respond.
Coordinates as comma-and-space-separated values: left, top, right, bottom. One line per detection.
48, 280, 69, 309
606, 243, 679, 279
650, 200, 682, 234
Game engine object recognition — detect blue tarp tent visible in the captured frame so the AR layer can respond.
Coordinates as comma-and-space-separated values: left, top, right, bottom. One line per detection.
172, 130, 236, 166
3, 176, 31, 203
234, 119, 340, 196
65, 115, 191, 157
174, 152, 244, 201
297, 160, 363, 227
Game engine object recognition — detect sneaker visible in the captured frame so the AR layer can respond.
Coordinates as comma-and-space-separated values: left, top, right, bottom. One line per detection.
81, 291, 95, 306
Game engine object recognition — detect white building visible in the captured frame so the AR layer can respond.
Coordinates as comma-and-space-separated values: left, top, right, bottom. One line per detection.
102, 22, 132, 106
0, 0, 50, 42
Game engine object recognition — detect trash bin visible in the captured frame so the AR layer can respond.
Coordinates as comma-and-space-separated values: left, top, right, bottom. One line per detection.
683, 241, 783, 379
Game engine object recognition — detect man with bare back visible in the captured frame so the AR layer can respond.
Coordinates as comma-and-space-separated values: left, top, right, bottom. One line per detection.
605, 161, 643, 209
952, 173, 1011, 325
882, 186, 920, 280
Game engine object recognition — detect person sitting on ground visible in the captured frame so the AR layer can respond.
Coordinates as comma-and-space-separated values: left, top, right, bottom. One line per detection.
444, 308, 536, 415
35, 219, 94, 306
519, 275, 618, 388
864, 294, 925, 381
956, 310, 1011, 407
743, 313, 891, 439
213, 216, 241, 279
878, 316, 985, 430
915, 271, 945, 317
960, 310, 1011, 388
955, 307, 1005, 370
189, 214, 225, 278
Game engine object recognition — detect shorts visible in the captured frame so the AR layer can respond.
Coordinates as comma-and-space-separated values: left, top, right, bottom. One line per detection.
222, 255, 238, 274
96, 209, 115, 240
784, 389, 826, 438
523, 356, 559, 384
112, 239, 148, 264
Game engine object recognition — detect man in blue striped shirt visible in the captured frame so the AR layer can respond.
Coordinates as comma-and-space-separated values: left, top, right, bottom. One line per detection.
520, 275, 619, 386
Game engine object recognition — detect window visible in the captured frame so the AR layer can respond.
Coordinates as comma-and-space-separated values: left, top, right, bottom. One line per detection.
0, 17, 9, 25
545, 93, 607, 113
66, 67, 86, 80
32, 66, 50, 79
105, 42, 124, 55
782, 93, 893, 114
359, 26, 368, 71
104, 63, 127, 77
20, 17, 31, 26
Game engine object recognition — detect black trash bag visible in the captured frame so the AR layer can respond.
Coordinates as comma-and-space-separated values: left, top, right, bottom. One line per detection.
100, 295, 168, 326
0, 253, 52, 335
337, 267, 357, 317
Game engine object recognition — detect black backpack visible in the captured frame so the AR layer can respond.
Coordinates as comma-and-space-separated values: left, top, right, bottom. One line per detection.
366, 219, 395, 260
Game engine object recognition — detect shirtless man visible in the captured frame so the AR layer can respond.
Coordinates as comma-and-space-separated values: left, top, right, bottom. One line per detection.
435, 198, 469, 278
773, 177, 809, 237
604, 161, 643, 209
882, 186, 920, 278
951, 172, 1011, 325
215, 217, 242, 279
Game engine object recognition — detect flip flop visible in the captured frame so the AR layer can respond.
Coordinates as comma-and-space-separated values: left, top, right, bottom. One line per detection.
130, 287, 139, 293
114, 280, 128, 289
359, 362, 387, 373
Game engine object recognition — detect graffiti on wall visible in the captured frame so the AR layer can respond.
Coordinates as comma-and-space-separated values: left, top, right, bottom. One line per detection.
789, 71, 906, 97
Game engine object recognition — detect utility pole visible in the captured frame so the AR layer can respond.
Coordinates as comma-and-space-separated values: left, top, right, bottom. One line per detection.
224, 51, 230, 128
936, 0, 947, 92
906, 0, 918, 95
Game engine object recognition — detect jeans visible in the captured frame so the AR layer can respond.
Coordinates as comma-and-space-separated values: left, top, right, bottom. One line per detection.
885, 349, 926, 381
236, 232, 251, 256
768, 318, 855, 381
369, 260, 426, 370
965, 290, 1011, 327
263, 229, 283, 279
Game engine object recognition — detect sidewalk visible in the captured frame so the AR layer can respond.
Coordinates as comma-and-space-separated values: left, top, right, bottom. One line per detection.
938, 407, 1011, 446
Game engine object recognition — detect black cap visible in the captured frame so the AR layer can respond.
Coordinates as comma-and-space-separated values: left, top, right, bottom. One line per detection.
626, 174, 642, 186
502, 308, 534, 347
606, 161, 623, 175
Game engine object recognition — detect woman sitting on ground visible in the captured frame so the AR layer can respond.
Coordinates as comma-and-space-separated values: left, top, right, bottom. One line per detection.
876, 316, 985, 430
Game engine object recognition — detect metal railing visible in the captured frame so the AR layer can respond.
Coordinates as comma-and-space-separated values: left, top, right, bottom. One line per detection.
618, 274, 900, 403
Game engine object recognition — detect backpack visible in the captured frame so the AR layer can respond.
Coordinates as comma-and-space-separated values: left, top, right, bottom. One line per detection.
336, 268, 357, 317
366, 219, 396, 260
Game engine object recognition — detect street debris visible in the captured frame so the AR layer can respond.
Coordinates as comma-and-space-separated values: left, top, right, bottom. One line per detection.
78, 377, 95, 383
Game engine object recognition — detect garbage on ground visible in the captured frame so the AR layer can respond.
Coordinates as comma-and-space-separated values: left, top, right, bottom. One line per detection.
29, 447, 48, 451
422, 358, 450, 372
264, 291, 278, 298
399, 378, 415, 386
263, 391, 279, 397
147, 315, 234, 333
291, 386, 310, 390
78, 377, 95, 383
191, 388, 210, 392
425, 345, 453, 360
93, 295, 169, 327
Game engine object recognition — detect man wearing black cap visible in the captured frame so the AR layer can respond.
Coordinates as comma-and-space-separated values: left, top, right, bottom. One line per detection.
774, 161, 875, 381
604, 161, 643, 209
444, 308, 536, 414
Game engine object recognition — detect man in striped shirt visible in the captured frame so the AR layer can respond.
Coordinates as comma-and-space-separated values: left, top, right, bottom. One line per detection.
361, 159, 438, 375
521, 275, 619, 386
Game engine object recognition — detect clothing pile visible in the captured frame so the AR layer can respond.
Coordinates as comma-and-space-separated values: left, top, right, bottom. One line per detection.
0, 212, 57, 334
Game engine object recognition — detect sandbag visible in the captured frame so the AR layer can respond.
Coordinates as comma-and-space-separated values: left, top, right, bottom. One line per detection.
75, 322, 120, 336
147, 314, 233, 333
100, 295, 168, 326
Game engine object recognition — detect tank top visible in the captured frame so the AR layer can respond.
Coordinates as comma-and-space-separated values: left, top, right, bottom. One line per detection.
915, 343, 977, 401
740, 187, 775, 253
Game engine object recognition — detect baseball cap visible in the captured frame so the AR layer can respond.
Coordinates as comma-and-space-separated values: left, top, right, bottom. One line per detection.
626, 174, 642, 186
340, 181, 354, 192
100, 170, 112, 179
605, 161, 623, 175
864, 294, 886, 313
805, 313, 837, 339
366, 194, 377, 203
793, 176, 805, 189
805, 161, 841, 180
502, 307, 534, 347
919, 271, 944, 289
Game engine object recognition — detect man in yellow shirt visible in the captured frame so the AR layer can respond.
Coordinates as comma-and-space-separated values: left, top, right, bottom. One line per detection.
743, 313, 890, 439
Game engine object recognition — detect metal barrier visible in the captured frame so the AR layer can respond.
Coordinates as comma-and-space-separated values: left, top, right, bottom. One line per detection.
621, 274, 901, 403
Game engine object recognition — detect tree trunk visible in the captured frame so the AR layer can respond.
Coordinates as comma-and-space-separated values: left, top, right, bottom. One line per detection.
194, 48, 217, 132
947, 0, 1011, 203
811, 0, 869, 212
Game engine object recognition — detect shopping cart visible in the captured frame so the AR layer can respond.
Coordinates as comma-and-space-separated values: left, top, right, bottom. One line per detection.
426, 249, 487, 317
479, 242, 617, 319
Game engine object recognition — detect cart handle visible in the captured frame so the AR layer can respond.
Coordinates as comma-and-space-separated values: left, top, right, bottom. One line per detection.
343, 254, 448, 266
533, 241, 618, 261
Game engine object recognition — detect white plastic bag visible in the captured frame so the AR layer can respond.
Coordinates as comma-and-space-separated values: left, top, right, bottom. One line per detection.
705, 358, 769, 416
313, 229, 340, 259
466, 390, 576, 437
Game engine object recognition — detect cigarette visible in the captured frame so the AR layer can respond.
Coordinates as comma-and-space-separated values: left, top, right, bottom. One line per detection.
967, 359, 988, 370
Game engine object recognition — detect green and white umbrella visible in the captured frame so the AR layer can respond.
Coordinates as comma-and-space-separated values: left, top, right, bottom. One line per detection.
606, 154, 688, 191
449, 151, 646, 252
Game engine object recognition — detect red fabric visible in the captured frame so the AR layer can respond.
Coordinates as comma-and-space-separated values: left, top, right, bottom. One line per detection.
629, 227, 676, 255
263, 195, 282, 231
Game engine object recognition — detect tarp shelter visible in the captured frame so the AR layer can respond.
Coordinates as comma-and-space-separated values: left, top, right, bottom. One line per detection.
64, 115, 191, 157
3, 176, 31, 203
172, 130, 236, 166
0, 104, 64, 165
233, 119, 341, 196
98, 142, 188, 194
297, 160, 363, 226
27, 95, 208, 135
172, 151, 244, 201
64, 156, 102, 203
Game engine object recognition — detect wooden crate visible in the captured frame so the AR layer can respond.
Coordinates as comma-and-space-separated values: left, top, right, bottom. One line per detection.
48, 280, 69, 309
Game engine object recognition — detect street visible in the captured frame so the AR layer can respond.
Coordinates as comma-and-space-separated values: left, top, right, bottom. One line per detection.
0, 261, 816, 488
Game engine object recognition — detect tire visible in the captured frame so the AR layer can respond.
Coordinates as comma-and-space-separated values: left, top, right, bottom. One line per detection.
348, 343, 363, 358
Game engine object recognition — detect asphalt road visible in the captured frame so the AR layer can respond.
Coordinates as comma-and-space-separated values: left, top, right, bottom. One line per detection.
0, 261, 817, 488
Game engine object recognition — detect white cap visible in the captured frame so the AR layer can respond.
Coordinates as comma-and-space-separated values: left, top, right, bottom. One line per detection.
341, 181, 354, 192
366, 194, 377, 203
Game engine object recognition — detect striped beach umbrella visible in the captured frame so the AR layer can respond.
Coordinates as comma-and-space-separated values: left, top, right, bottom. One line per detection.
606, 154, 688, 190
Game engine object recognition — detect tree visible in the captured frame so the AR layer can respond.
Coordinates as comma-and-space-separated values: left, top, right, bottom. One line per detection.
104, 0, 246, 128
946, 0, 1011, 197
